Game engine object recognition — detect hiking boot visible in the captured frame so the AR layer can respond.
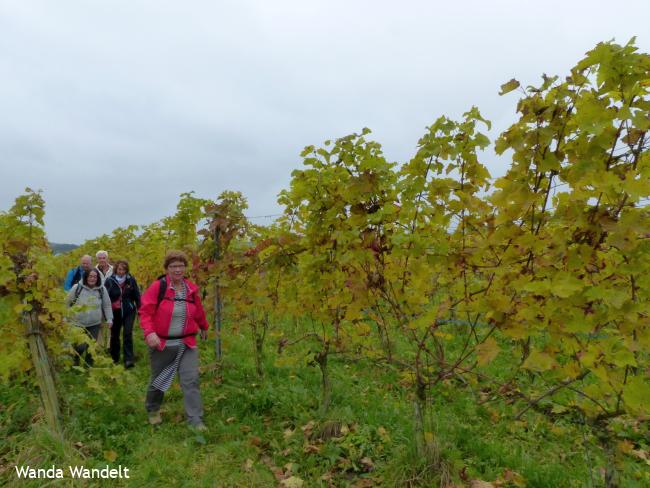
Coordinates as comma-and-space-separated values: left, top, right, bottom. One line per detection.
148, 411, 162, 426
189, 422, 207, 432
125, 361, 135, 369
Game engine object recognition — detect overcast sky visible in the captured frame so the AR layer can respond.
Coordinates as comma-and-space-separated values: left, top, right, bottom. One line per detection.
1, 1, 649, 244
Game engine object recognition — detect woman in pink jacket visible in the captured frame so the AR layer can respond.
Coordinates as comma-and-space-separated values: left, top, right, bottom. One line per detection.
139, 250, 209, 431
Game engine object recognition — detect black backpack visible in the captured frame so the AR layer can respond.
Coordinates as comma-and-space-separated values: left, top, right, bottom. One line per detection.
155, 276, 195, 308
70, 267, 83, 288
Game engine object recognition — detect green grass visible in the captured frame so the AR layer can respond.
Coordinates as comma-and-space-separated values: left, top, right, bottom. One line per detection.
1, 329, 648, 487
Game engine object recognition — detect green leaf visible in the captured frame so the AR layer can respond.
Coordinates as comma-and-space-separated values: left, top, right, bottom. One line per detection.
476, 337, 500, 366
499, 78, 520, 96
522, 350, 557, 372
551, 273, 584, 298
622, 376, 650, 416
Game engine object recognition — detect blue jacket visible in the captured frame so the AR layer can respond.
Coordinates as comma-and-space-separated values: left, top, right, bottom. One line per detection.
64, 266, 85, 291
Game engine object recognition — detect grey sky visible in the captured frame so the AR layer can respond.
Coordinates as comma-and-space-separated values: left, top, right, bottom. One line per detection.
1, 1, 649, 243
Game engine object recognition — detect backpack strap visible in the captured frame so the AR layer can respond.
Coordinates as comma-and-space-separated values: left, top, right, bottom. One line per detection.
155, 276, 195, 308
70, 284, 83, 306
71, 267, 82, 287
98, 288, 106, 321
156, 276, 167, 308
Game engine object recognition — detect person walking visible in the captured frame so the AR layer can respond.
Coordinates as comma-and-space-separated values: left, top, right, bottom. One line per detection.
138, 250, 209, 431
95, 250, 114, 283
94, 250, 114, 348
65, 268, 113, 365
104, 260, 141, 368
64, 255, 93, 291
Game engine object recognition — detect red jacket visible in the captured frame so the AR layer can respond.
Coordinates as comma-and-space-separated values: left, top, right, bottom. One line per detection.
139, 276, 209, 350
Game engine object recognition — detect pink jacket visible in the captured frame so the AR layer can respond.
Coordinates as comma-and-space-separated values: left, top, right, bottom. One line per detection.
138, 276, 209, 350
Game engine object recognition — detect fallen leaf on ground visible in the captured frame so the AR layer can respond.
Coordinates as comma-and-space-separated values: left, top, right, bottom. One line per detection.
470, 481, 494, 488
360, 457, 375, 471
631, 449, 650, 464
301, 421, 315, 437
281, 476, 304, 487
501, 468, 525, 486
618, 440, 634, 453
103, 450, 117, 462
353, 478, 375, 487
303, 443, 321, 454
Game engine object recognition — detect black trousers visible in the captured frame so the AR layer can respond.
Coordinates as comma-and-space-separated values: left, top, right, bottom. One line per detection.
110, 308, 136, 364
74, 324, 100, 366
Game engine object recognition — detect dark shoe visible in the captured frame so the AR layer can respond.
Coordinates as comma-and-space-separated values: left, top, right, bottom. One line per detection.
125, 361, 135, 369
148, 411, 162, 426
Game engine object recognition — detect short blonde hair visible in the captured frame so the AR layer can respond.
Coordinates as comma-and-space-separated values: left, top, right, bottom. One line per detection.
164, 250, 188, 269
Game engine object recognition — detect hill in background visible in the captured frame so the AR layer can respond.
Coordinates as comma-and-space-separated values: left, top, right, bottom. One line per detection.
49, 242, 78, 255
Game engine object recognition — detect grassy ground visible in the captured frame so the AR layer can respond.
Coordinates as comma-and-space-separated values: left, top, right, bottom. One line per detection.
1, 329, 648, 487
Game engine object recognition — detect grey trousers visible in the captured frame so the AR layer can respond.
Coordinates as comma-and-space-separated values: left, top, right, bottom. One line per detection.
145, 345, 204, 426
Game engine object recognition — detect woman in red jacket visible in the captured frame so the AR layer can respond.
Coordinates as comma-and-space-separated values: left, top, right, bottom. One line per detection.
139, 250, 209, 431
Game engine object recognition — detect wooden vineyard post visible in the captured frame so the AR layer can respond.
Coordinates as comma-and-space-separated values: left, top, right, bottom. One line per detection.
23, 308, 62, 439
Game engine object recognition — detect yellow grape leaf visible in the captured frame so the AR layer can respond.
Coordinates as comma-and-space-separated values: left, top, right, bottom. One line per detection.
476, 337, 500, 366
360, 456, 374, 469
551, 404, 568, 414
433, 331, 453, 340
502, 469, 525, 487
550, 425, 567, 436
470, 480, 495, 488
522, 350, 557, 372
303, 444, 320, 454
353, 479, 375, 488
103, 450, 118, 462
377, 426, 390, 442
610, 347, 637, 368
301, 420, 315, 436
617, 440, 634, 454
281, 476, 304, 488
499, 78, 520, 96
551, 272, 584, 298
631, 449, 650, 465
622, 376, 650, 416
